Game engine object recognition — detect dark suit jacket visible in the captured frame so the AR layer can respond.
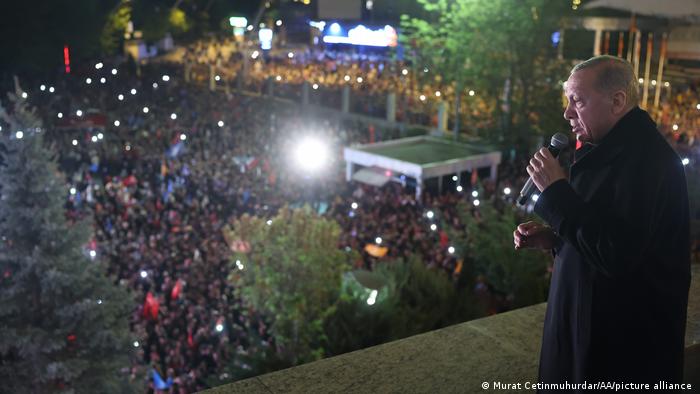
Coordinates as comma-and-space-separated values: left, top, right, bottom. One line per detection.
533, 107, 691, 392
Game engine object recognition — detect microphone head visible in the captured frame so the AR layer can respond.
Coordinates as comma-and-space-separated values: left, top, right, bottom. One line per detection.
550, 132, 569, 149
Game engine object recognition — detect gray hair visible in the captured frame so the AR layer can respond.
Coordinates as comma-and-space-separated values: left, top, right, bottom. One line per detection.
571, 55, 639, 107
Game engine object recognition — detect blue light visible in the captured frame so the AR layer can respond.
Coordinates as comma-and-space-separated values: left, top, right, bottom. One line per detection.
329, 22, 342, 35
551, 31, 560, 46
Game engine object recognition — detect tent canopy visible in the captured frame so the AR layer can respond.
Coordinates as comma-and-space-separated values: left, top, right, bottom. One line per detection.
344, 136, 501, 198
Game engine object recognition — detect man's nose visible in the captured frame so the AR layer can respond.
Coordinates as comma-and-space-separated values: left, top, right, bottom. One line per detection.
563, 104, 575, 120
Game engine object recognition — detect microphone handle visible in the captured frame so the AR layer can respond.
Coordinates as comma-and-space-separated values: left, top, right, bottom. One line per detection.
517, 145, 562, 205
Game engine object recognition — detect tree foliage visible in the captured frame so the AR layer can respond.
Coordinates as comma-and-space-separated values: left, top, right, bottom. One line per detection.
224, 206, 354, 365
458, 200, 550, 308
0, 86, 137, 393
323, 256, 483, 356
401, 0, 573, 148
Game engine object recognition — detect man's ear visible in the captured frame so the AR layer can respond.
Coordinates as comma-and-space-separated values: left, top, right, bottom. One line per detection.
611, 90, 627, 115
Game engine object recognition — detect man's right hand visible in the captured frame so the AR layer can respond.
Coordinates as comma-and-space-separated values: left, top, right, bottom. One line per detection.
513, 221, 557, 250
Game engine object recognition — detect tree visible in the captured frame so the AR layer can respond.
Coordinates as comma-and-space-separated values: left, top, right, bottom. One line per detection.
0, 85, 138, 393
401, 0, 572, 150
457, 199, 550, 308
101, 0, 132, 56
224, 206, 354, 365
323, 256, 483, 356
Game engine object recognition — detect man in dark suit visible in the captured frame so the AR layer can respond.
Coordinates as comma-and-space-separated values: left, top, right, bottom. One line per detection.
513, 55, 691, 391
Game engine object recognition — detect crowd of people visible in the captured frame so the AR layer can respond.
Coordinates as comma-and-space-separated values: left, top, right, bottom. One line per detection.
7, 42, 700, 392
15, 56, 524, 392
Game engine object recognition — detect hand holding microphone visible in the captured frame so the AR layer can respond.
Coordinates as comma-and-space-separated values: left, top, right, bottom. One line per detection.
517, 133, 569, 206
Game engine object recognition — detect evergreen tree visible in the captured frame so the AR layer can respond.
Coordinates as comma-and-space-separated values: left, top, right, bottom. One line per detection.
0, 86, 138, 393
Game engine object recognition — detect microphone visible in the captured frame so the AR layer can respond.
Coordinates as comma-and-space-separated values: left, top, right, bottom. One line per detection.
517, 133, 569, 206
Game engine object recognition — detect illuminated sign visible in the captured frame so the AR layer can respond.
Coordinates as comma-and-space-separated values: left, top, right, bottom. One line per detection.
323, 24, 397, 47
230, 17, 248, 37
259, 28, 273, 50
229, 17, 247, 28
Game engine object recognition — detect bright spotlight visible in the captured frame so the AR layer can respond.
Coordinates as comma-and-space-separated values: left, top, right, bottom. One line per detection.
430, 224, 437, 231
140, 270, 148, 278
503, 187, 511, 195
215, 323, 224, 332
375, 237, 382, 245
471, 190, 478, 197
532, 194, 539, 202
142, 107, 149, 113
114, 120, 120, 126
456, 185, 463, 192
217, 120, 224, 127
448, 246, 455, 254
294, 137, 328, 172
682, 158, 690, 166
162, 75, 170, 82
426, 210, 434, 219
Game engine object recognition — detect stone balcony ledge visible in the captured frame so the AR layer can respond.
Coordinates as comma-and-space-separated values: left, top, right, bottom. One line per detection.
203, 265, 700, 394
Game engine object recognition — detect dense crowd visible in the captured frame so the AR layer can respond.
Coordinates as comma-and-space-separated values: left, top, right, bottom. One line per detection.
8, 43, 700, 392
14, 57, 524, 392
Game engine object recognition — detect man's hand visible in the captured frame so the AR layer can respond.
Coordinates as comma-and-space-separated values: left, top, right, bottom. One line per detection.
513, 221, 557, 250
526, 147, 567, 192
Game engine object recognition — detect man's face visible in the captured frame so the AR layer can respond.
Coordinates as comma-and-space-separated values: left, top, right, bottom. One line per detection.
563, 68, 615, 144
